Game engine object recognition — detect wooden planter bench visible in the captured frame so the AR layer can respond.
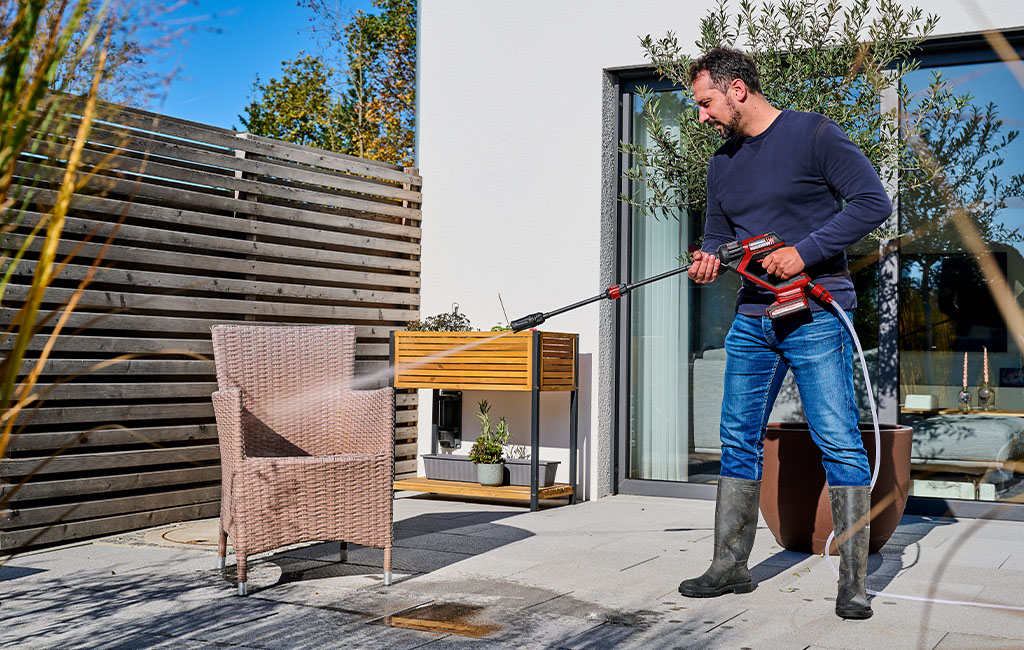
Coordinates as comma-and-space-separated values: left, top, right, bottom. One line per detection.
390, 330, 579, 510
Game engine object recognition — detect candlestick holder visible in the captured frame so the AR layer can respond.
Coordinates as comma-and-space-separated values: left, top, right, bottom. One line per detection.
977, 381, 996, 411
958, 387, 971, 413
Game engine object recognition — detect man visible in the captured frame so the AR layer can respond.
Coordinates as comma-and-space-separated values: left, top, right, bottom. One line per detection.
678, 47, 891, 620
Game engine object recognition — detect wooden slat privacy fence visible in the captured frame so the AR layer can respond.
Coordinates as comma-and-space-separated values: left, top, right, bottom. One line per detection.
393, 331, 578, 391
0, 100, 421, 551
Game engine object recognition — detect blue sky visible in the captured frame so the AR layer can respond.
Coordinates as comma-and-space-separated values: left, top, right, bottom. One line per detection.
150, 0, 375, 130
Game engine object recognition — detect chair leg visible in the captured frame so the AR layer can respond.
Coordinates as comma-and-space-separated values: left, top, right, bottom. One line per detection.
237, 556, 248, 597
383, 543, 392, 587
339, 541, 348, 563
217, 526, 228, 570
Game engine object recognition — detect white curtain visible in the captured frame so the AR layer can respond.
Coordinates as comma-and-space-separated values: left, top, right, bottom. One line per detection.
628, 92, 690, 481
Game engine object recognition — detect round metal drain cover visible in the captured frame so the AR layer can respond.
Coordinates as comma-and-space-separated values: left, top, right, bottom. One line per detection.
157, 521, 221, 546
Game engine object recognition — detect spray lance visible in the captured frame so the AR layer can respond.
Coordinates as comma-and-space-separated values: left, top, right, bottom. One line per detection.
510, 231, 835, 332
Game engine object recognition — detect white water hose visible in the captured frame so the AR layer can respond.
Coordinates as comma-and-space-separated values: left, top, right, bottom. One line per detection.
825, 304, 1024, 612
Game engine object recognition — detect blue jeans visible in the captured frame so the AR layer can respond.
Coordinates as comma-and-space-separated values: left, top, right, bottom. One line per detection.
718, 309, 870, 487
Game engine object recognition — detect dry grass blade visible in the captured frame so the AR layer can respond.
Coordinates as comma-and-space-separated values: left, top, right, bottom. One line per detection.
0, 32, 109, 462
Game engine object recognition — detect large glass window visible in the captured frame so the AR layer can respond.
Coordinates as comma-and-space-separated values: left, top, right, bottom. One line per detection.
899, 56, 1024, 503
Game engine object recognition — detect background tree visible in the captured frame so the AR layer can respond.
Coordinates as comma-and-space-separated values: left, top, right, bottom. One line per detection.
239, 0, 416, 165
238, 55, 344, 149
902, 80, 1024, 254
336, 0, 415, 163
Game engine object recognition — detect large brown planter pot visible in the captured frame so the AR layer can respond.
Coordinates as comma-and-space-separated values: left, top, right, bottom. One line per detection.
760, 422, 912, 555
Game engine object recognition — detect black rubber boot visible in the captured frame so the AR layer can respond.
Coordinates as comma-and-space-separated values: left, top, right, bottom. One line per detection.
829, 485, 873, 619
679, 476, 760, 598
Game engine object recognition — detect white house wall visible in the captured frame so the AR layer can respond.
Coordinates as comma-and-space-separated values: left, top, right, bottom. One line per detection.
416, 0, 1024, 501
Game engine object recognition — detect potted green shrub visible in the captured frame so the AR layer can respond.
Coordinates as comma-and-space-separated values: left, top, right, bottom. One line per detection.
468, 400, 508, 486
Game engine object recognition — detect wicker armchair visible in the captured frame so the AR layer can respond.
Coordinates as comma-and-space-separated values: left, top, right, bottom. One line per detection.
210, 325, 394, 596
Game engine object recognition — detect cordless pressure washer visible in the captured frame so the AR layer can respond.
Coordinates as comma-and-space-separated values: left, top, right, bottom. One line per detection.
509, 231, 835, 332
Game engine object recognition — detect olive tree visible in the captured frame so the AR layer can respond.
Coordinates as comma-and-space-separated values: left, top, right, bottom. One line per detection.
621, 0, 962, 231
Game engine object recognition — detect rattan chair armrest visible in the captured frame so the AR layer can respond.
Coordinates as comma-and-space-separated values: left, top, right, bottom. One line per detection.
211, 388, 244, 462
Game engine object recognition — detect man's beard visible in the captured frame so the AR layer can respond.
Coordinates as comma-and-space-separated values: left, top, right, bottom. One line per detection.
712, 97, 743, 138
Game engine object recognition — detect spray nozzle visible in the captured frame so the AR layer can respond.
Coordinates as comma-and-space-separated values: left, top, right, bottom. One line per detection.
510, 312, 545, 332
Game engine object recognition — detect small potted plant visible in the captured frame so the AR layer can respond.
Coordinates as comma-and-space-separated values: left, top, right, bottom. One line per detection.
468, 400, 509, 486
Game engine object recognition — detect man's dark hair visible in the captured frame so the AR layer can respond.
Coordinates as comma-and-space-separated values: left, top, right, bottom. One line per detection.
687, 46, 762, 95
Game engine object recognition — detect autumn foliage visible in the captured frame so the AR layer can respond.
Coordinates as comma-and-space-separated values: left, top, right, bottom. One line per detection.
239, 0, 415, 166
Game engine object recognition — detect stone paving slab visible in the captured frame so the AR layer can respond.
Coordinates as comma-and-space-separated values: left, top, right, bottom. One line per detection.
933, 631, 1024, 649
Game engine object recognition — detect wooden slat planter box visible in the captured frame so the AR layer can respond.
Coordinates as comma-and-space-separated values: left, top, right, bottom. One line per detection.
392, 331, 576, 391
391, 330, 578, 510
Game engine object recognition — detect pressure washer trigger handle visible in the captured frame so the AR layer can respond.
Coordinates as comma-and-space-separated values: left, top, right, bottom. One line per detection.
717, 240, 745, 266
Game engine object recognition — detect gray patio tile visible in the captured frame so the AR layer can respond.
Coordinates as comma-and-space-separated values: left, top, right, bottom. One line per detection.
750, 546, 815, 567
892, 562, 1017, 589
445, 520, 543, 540
933, 632, 1024, 648
503, 548, 665, 587
772, 614, 947, 650
387, 574, 568, 611
416, 553, 546, 579
394, 530, 532, 556
553, 616, 744, 650
192, 602, 442, 649
896, 542, 1010, 569
868, 578, 985, 603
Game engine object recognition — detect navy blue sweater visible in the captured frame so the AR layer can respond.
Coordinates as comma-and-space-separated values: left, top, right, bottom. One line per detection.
701, 110, 892, 315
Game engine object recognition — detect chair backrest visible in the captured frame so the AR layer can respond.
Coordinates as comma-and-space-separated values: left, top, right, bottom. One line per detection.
211, 325, 356, 456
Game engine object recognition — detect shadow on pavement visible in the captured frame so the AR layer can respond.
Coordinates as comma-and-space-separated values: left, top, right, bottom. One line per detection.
0, 510, 534, 649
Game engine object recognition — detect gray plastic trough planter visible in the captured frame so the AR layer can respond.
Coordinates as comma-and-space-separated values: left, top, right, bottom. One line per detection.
422, 454, 476, 482
505, 458, 560, 487
422, 454, 561, 487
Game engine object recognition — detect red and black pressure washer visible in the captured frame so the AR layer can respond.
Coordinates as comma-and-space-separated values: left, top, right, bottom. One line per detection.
509, 232, 834, 332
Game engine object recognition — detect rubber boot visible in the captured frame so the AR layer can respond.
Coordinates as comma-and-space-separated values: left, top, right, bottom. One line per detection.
829, 485, 873, 619
679, 476, 760, 597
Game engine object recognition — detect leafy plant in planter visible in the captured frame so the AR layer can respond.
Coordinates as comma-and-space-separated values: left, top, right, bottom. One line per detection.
407, 303, 473, 331
506, 444, 528, 460
470, 405, 563, 488
468, 400, 509, 486
468, 437, 503, 464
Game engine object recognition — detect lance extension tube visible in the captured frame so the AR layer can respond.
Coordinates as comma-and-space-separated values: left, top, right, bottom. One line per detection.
510, 232, 834, 332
